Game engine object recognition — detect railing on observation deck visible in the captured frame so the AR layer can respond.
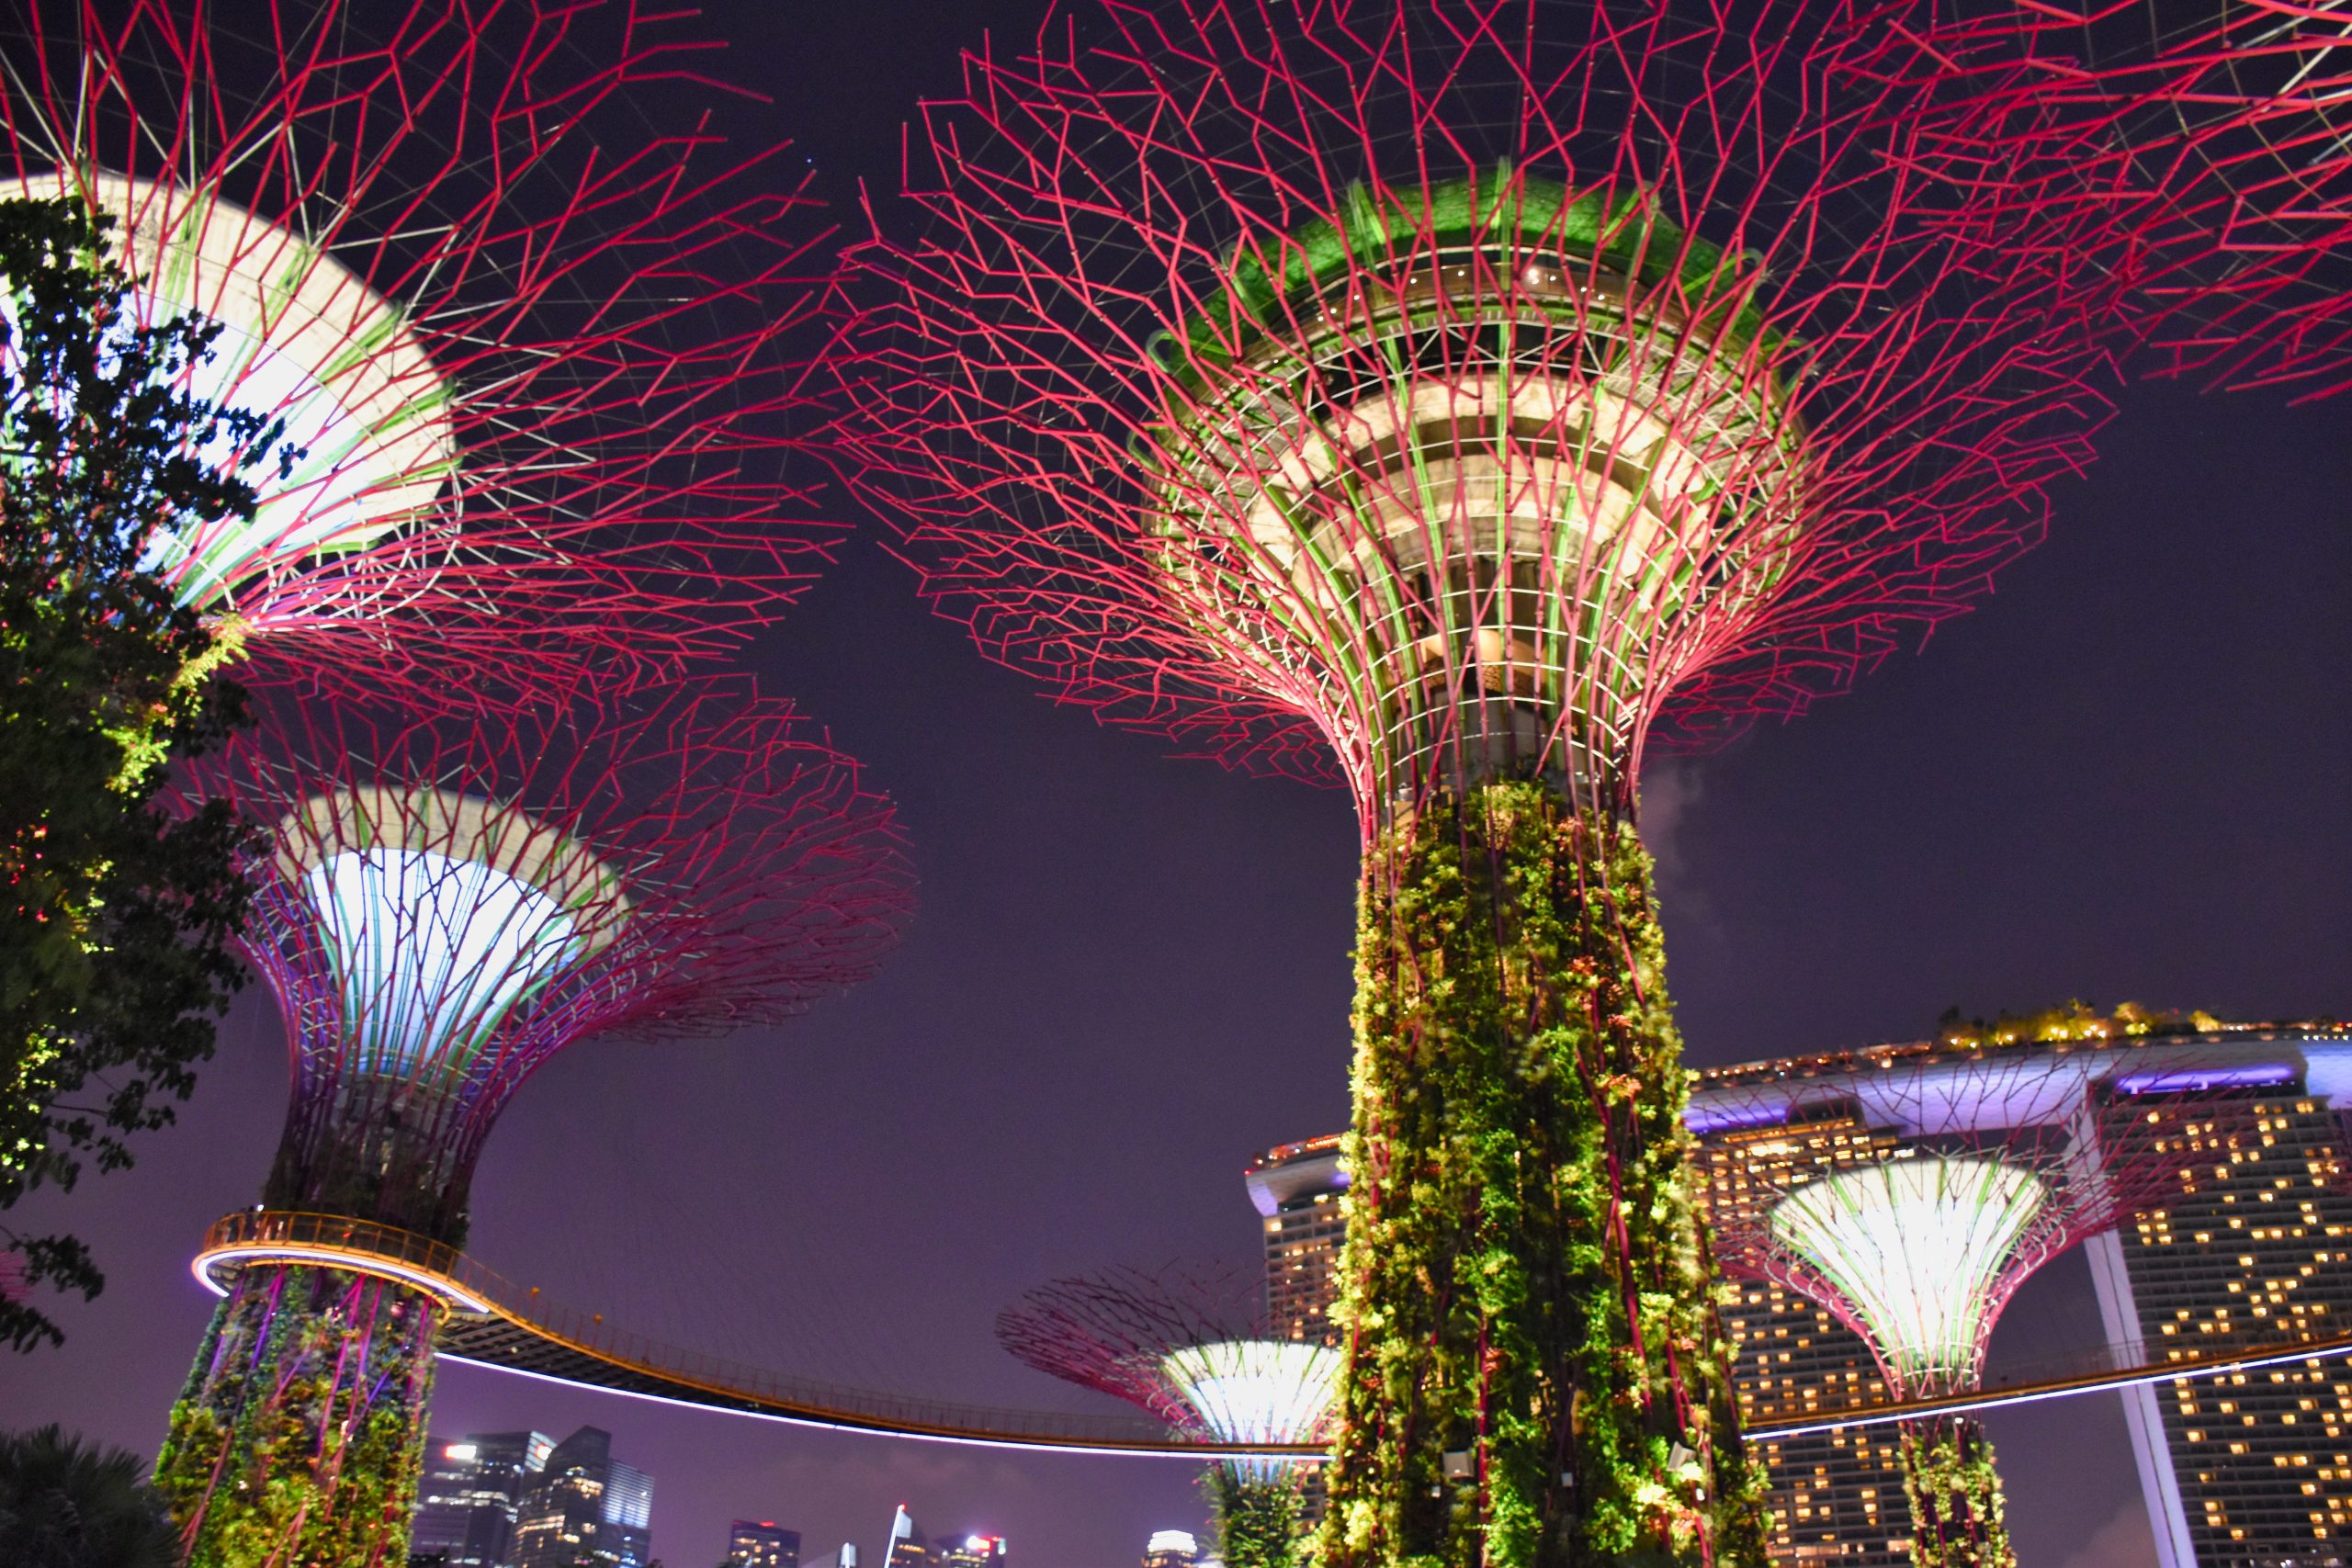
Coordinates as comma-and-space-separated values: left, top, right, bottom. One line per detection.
198, 1210, 2352, 1452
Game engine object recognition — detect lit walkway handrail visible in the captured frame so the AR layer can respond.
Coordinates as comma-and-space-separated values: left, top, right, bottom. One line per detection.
193, 1211, 1301, 1456
195, 1211, 2352, 1453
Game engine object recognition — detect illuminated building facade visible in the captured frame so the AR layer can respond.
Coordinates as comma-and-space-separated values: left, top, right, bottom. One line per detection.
2086, 1078, 2352, 1567
885, 1506, 927, 1568
1245, 1137, 1347, 1344
1691, 1022, 2352, 1568
413, 1431, 553, 1568
511, 1427, 652, 1568
1255, 1019, 2352, 1565
729, 1522, 803, 1568
1692, 1111, 1917, 1565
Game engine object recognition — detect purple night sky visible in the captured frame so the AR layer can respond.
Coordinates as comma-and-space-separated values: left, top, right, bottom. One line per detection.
2, 3, 2348, 1566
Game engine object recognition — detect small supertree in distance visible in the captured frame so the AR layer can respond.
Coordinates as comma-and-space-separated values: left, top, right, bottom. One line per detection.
0, 0, 837, 705
838, 0, 2126, 1560
1000, 1266, 1340, 1568
1700, 1046, 2255, 1568
150, 679, 912, 1568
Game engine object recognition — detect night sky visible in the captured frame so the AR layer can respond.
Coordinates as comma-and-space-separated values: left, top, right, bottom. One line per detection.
3, 3, 2349, 1566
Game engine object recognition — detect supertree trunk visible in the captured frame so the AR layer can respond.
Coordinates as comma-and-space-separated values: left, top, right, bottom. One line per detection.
1896, 1416, 2014, 1568
1324, 781, 1766, 1568
1211, 1469, 1307, 1568
154, 1264, 442, 1568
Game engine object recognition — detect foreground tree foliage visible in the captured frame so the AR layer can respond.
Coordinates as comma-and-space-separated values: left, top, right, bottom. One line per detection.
0, 1423, 180, 1568
0, 195, 277, 1351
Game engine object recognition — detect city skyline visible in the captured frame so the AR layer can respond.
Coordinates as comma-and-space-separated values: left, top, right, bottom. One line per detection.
0, 0, 2345, 1563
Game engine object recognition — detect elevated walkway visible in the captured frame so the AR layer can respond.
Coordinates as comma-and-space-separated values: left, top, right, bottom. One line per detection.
195, 1210, 2352, 1453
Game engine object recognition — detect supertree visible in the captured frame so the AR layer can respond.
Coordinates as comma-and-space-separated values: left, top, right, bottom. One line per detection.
999, 1266, 1342, 1568
148, 681, 913, 1568
834, 0, 2127, 1560
1698, 1046, 2254, 1568
0, 0, 835, 704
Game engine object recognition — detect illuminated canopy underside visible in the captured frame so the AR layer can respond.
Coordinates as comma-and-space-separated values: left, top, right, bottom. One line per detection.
1160, 1337, 1340, 1479
276, 786, 627, 1084
1770, 1155, 2048, 1395
1152, 182, 1803, 796
14, 168, 455, 612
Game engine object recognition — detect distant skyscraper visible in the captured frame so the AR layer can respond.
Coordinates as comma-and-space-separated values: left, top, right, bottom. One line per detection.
413, 1431, 554, 1568
883, 1506, 926, 1568
931, 1533, 1006, 1568
1245, 1136, 1347, 1344
1141, 1529, 1197, 1568
729, 1522, 801, 1568
511, 1427, 652, 1568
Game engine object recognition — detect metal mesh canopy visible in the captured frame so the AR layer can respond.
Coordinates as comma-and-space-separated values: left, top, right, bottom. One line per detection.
1, 168, 456, 607
175, 680, 914, 1237
998, 1264, 1336, 1475
838, 0, 2129, 822
1702, 1041, 2282, 1401
1161, 1339, 1342, 1481
270, 787, 628, 1085
1916, 0, 2352, 397
0, 0, 838, 703
1768, 1156, 2050, 1397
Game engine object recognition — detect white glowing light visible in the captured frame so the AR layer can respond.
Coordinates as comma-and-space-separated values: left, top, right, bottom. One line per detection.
304, 849, 579, 1076
1146, 1532, 1198, 1556
9, 170, 454, 612
1769, 1156, 2049, 1393
279, 788, 625, 1081
188, 1243, 492, 1314
1159, 1339, 1340, 1480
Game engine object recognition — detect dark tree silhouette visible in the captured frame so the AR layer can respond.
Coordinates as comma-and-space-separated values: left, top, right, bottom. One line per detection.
0, 1425, 179, 1568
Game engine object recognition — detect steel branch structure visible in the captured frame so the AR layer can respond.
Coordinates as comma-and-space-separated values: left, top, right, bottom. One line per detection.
0, 0, 836, 704
1917, 1, 2352, 397
999, 1266, 1340, 1567
1702, 1048, 2261, 1568
152, 681, 912, 1567
839, 1, 2124, 1561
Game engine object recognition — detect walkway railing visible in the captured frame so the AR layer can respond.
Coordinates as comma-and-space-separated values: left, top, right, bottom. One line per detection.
196, 1210, 2352, 1454
195, 1211, 1257, 1457
1742, 1312, 2352, 1440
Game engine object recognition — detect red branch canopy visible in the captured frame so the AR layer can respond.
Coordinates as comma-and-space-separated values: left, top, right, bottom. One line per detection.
997, 1263, 1267, 1428
171, 678, 914, 1235
835, 0, 2134, 818
1699, 1045, 2292, 1400
1921, 0, 2352, 399
1, 0, 838, 704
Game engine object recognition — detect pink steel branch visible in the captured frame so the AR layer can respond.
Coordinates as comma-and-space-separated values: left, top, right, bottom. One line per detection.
0, 0, 839, 703
1911, 0, 2352, 398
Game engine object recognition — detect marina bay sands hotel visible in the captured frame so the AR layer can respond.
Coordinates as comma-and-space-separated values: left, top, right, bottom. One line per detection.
1246, 1019, 2352, 1568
